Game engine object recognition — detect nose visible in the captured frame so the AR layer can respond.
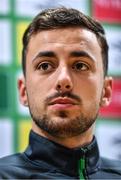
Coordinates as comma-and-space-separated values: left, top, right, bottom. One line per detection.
55, 67, 73, 93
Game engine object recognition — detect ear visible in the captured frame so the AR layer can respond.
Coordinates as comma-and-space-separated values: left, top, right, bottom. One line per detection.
100, 76, 113, 107
18, 77, 28, 106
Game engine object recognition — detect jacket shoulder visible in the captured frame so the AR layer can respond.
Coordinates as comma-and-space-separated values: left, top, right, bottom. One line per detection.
0, 153, 23, 166
0, 153, 31, 170
0, 153, 32, 178
100, 157, 121, 174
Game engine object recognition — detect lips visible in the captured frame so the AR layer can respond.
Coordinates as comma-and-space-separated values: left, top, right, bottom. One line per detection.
48, 97, 77, 106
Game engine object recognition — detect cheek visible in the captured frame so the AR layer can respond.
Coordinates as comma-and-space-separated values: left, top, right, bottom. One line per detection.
26, 75, 53, 102
74, 76, 103, 102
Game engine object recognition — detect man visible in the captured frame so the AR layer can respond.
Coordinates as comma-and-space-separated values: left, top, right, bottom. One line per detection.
0, 7, 121, 179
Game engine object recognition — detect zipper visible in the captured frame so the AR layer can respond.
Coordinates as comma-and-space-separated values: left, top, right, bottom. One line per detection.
78, 158, 85, 180
78, 148, 87, 180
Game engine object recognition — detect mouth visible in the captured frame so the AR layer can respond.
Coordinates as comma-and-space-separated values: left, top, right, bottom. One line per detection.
48, 97, 78, 110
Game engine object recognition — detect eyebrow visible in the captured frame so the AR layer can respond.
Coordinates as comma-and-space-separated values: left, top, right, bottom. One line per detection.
70, 51, 95, 62
32, 51, 57, 62
32, 50, 95, 62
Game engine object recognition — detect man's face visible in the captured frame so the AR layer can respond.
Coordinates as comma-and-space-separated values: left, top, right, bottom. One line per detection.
19, 27, 112, 138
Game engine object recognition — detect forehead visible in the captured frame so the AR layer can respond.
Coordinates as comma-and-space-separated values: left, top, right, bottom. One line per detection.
29, 27, 99, 44
27, 27, 101, 59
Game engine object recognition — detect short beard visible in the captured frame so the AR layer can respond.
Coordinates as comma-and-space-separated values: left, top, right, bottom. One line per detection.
29, 109, 98, 138
27, 91, 100, 138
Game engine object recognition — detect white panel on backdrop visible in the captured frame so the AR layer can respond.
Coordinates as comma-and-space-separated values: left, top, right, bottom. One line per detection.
105, 28, 121, 75
0, 20, 12, 65
0, 0, 10, 14
96, 121, 121, 160
15, 0, 89, 17
0, 119, 13, 157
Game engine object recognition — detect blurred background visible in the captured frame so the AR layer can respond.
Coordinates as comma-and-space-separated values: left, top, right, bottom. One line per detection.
0, 0, 121, 160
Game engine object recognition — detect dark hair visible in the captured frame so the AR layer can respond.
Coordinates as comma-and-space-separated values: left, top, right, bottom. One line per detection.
22, 7, 108, 76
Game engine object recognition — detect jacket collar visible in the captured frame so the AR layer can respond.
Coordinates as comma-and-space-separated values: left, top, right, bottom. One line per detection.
24, 130, 100, 176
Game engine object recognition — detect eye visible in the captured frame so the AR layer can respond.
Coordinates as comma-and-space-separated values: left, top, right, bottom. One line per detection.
72, 61, 89, 71
37, 62, 54, 72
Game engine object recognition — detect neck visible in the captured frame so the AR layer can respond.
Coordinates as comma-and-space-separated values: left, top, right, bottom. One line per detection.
32, 121, 94, 149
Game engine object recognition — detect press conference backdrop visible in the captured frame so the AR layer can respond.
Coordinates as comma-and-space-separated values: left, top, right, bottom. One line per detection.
0, 0, 121, 160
